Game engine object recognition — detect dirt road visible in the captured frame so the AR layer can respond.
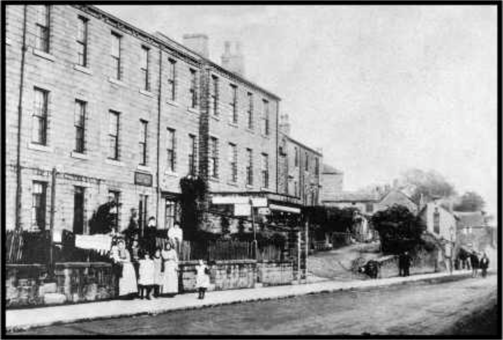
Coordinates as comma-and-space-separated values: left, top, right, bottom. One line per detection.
11, 274, 497, 336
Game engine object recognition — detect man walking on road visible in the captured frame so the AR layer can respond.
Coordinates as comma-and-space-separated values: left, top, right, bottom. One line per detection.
479, 252, 490, 278
469, 251, 479, 278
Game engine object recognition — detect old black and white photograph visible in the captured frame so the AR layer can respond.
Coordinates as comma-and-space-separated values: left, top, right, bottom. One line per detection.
2, 1, 500, 337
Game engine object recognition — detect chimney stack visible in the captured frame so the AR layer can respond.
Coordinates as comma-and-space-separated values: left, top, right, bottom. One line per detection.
279, 114, 291, 136
221, 41, 245, 76
183, 34, 209, 59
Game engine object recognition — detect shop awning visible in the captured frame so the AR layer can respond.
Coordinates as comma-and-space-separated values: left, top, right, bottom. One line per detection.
269, 204, 301, 214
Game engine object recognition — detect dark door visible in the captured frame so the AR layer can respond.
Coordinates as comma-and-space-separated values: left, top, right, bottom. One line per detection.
73, 186, 85, 234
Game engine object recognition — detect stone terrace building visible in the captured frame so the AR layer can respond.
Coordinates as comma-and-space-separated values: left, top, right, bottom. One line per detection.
277, 114, 323, 210
5, 4, 317, 235
5, 4, 205, 233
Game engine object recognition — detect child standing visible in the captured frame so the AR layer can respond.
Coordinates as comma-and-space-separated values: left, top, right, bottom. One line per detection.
195, 259, 210, 300
138, 250, 155, 300
152, 248, 163, 297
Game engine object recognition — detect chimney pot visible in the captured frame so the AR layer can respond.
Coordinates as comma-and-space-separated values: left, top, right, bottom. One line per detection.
183, 33, 209, 59
221, 40, 245, 76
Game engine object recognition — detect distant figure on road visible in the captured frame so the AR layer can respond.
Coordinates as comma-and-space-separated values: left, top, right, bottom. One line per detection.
359, 260, 380, 279
398, 251, 412, 277
469, 251, 479, 278
479, 252, 490, 278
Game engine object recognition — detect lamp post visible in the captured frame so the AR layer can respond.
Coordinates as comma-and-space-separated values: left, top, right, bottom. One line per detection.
249, 198, 257, 260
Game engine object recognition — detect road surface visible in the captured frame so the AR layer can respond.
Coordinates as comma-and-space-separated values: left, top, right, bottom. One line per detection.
11, 275, 497, 336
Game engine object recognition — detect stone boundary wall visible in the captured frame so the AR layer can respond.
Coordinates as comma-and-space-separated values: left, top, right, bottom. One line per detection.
257, 261, 294, 286
179, 260, 256, 293
6, 262, 116, 309
7, 259, 295, 309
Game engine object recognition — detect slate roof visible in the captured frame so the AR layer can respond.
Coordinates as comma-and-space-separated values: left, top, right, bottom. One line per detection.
329, 191, 382, 202
322, 164, 343, 174
454, 211, 487, 228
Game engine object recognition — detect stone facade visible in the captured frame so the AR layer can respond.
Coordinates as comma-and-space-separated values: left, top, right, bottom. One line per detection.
277, 132, 322, 207
5, 4, 289, 234
419, 201, 457, 242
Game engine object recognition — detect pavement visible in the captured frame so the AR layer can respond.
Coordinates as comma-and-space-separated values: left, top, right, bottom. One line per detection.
6, 269, 473, 332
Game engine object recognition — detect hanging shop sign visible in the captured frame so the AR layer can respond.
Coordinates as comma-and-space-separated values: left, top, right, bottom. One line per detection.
234, 204, 251, 216
269, 204, 300, 214
134, 171, 153, 187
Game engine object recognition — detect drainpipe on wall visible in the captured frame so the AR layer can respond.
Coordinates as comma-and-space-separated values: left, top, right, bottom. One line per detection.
275, 101, 279, 194
15, 5, 28, 231
155, 48, 163, 224
198, 64, 211, 215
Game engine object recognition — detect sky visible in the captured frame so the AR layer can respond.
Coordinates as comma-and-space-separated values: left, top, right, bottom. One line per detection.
99, 5, 498, 215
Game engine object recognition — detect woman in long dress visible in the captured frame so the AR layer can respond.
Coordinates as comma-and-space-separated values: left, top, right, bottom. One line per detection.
161, 242, 179, 296
116, 240, 138, 298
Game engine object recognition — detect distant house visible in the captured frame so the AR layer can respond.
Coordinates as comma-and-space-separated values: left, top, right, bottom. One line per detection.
454, 211, 495, 252
375, 189, 419, 215
322, 191, 381, 215
418, 201, 458, 243
322, 188, 418, 216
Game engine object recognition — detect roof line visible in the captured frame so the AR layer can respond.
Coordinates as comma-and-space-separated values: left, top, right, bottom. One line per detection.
82, 6, 281, 100
282, 133, 322, 156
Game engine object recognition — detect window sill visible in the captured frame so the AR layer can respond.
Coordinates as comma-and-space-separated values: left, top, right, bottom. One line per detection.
105, 159, 125, 167
209, 177, 219, 183
260, 187, 270, 191
137, 165, 152, 172
33, 49, 55, 62
74, 64, 92, 75
227, 182, 239, 187
164, 171, 179, 178
166, 100, 179, 107
210, 115, 220, 121
228, 122, 238, 128
139, 89, 154, 98
261, 134, 271, 139
28, 143, 53, 153
108, 77, 126, 87
71, 151, 89, 160
246, 128, 254, 134
245, 184, 254, 189
187, 107, 199, 114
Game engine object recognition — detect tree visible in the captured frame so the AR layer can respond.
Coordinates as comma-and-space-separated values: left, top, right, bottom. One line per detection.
371, 205, 426, 254
400, 169, 456, 203
454, 191, 485, 212
304, 206, 359, 238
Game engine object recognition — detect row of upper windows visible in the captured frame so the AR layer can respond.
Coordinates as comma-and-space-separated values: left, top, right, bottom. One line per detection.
31, 87, 197, 173
208, 137, 269, 188
30, 86, 271, 187
24, 5, 273, 135
289, 145, 320, 175
209, 76, 271, 135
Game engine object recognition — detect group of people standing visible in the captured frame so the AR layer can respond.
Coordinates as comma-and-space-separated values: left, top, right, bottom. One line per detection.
110, 238, 180, 299
108, 210, 211, 300
468, 251, 490, 278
